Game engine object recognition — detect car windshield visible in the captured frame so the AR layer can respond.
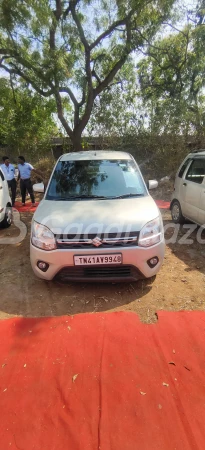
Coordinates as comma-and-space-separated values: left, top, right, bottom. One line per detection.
46, 159, 147, 200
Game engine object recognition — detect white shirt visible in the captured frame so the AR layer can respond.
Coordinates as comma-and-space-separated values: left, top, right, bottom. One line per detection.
1, 163, 15, 181
18, 162, 34, 179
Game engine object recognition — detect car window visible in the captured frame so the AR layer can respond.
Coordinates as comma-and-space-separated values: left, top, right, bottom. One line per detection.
178, 158, 191, 178
185, 158, 205, 184
46, 159, 146, 200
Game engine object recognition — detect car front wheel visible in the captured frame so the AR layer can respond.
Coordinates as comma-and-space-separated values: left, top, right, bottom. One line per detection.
171, 200, 185, 224
0, 205, 12, 229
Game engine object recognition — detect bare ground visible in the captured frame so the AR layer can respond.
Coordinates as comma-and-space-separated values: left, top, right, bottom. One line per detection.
0, 185, 205, 323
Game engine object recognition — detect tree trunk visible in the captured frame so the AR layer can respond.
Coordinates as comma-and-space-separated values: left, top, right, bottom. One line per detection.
71, 130, 83, 152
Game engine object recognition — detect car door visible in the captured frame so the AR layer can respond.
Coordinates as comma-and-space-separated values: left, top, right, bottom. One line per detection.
182, 158, 205, 224
198, 175, 205, 226
173, 158, 192, 208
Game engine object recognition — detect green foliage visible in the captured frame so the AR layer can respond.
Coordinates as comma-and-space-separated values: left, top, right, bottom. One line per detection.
0, 78, 57, 156
87, 59, 141, 136
0, 0, 176, 149
137, 18, 205, 140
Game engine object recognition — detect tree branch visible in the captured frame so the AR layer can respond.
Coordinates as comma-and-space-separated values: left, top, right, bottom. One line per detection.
54, 0, 62, 20
162, 22, 189, 38
0, 64, 54, 97
0, 48, 55, 87
69, 0, 93, 132
94, 55, 127, 97
93, 19, 132, 98
59, 87, 78, 107
50, 0, 63, 50
69, 1, 89, 52
55, 91, 73, 137
78, 79, 87, 107
92, 69, 101, 85
9, 73, 17, 105
90, 10, 134, 51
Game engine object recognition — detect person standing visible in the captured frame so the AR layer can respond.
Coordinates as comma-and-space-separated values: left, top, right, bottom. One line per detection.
1, 156, 17, 206
18, 156, 43, 206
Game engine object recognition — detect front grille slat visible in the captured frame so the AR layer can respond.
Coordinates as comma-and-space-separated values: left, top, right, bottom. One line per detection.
55, 232, 139, 249
55, 265, 144, 282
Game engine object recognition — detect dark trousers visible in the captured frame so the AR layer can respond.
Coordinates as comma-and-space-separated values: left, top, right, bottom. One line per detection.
20, 178, 35, 204
7, 178, 17, 206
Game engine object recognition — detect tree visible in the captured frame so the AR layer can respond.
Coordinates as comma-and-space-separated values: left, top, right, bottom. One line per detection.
137, 17, 205, 141
87, 58, 142, 137
0, 77, 57, 156
0, 0, 176, 151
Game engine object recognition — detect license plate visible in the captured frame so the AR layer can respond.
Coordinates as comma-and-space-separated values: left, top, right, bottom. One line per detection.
74, 253, 122, 266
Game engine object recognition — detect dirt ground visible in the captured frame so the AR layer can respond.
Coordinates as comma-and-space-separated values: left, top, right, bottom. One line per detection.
0, 183, 205, 323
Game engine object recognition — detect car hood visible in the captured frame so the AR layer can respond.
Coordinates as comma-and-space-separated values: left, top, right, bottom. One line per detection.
33, 196, 160, 234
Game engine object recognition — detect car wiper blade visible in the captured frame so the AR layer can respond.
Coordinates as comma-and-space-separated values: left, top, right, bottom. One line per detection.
72, 195, 108, 199
113, 193, 144, 199
54, 195, 109, 200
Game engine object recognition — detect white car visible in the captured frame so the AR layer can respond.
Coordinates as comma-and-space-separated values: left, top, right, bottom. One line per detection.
171, 150, 205, 225
30, 151, 165, 282
0, 167, 12, 228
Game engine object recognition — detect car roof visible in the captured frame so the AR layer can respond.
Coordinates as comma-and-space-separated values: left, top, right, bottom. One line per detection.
188, 149, 205, 157
59, 150, 133, 161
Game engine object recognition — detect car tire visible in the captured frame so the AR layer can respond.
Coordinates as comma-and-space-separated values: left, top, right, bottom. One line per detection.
0, 205, 12, 229
171, 200, 185, 224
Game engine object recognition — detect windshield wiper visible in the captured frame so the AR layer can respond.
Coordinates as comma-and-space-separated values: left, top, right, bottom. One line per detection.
53, 195, 110, 200
113, 193, 144, 199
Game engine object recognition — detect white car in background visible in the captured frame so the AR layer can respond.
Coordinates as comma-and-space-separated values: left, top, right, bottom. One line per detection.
30, 151, 165, 282
171, 150, 205, 225
0, 167, 12, 228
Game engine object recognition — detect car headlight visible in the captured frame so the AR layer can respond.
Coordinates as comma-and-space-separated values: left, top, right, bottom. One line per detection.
138, 216, 163, 247
31, 221, 56, 251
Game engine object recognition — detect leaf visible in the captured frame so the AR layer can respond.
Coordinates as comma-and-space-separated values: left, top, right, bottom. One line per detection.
168, 361, 176, 366
162, 382, 169, 387
72, 374, 79, 383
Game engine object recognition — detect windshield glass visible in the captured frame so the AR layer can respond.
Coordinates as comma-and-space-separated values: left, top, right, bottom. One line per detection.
46, 159, 147, 200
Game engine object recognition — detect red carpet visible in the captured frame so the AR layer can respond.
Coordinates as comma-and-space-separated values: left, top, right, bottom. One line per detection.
14, 201, 39, 212
13, 200, 170, 212
0, 311, 204, 450
155, 199, 170, 209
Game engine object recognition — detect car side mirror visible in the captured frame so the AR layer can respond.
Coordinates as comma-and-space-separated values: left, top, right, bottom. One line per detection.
148, 180, 158, 190
33, 182, 45, 193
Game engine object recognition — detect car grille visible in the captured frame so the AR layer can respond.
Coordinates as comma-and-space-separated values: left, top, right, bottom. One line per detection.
55, 232, 139, 249
55, 265, 144, 282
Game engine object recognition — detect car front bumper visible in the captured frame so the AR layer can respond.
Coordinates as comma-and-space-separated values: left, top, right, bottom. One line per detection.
30, 240, 165, 282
